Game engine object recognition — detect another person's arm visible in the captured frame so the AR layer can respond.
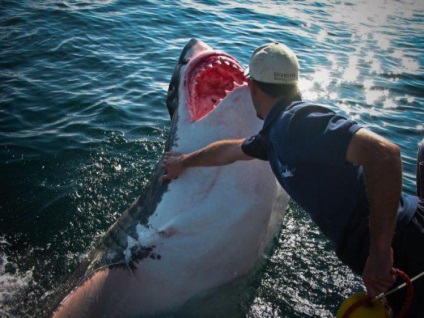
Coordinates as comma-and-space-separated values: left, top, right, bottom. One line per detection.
160, 139, 253, 182
346, 128, 402, 297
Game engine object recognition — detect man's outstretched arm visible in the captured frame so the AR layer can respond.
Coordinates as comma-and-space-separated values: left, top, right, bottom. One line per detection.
346, 128, 402, 297
160, 139, 253, 182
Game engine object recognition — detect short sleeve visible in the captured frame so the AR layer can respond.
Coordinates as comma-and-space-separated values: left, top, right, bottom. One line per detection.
242, 134, 268, 161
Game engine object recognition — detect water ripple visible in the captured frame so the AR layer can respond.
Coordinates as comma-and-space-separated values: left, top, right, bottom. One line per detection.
1, 0, 423, 317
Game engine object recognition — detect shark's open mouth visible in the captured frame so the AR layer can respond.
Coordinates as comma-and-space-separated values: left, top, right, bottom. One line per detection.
186, 52, 248, 122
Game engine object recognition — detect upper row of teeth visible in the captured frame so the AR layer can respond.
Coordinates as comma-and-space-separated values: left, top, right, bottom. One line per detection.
198, 56, 244, 73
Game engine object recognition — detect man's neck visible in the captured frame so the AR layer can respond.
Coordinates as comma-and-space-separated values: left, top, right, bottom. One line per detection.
259, 96, 281, 119
262, 95, 300, 119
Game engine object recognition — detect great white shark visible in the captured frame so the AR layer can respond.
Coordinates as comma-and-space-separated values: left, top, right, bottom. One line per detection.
50, 38, 289, 317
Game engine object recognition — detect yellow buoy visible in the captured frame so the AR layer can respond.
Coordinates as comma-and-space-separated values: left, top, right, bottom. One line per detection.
337, 293, 390, 318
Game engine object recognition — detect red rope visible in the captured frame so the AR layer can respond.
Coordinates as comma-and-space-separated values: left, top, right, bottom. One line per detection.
342, 268, 413, 318
391, 268, 413, 318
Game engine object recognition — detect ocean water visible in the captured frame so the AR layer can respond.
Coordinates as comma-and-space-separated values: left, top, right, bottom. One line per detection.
1, 0, 423, 317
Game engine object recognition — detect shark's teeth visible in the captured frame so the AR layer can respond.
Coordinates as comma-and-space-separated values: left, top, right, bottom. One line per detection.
234, 78, 243, 85
187, 53, 247, 121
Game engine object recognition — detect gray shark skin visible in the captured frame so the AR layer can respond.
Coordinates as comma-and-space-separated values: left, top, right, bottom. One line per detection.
50, 38, 289, 318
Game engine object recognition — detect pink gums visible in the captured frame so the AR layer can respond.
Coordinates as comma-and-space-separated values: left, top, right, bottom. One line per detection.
186, 53, 248, 122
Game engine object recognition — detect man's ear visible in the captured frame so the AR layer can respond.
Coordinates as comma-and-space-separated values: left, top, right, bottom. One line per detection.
249, 79, 257, 94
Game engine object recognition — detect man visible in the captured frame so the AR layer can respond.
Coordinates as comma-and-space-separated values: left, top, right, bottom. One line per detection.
160, 42, 423, 316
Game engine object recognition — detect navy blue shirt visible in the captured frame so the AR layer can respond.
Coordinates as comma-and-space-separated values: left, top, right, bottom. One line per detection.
242, 100, 417, 246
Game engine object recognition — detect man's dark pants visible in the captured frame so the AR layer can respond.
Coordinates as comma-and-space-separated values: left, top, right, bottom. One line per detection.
336, 201, 424, 317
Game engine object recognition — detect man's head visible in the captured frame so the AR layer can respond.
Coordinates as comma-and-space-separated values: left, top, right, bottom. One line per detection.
247, 42, 299, 85
246, 42, 300, 119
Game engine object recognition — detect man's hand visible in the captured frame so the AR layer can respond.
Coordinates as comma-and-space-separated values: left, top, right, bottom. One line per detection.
362, 247, 395, 297
159, 139, 251, 183
160, 152, 185, 182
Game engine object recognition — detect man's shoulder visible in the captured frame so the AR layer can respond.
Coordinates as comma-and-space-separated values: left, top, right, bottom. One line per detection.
272, 100, 358, 148
274, 101, 336, 132
286, 101, 334, 115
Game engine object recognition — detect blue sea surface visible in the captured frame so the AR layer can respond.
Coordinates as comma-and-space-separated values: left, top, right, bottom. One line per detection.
1, 0, 423, 317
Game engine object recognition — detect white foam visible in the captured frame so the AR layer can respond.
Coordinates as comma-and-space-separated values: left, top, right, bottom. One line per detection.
135, 223, 158, 246
0, 254, 34, 313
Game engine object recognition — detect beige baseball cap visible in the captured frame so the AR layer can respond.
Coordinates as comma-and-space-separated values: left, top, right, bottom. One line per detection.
246, 42, 299, 84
